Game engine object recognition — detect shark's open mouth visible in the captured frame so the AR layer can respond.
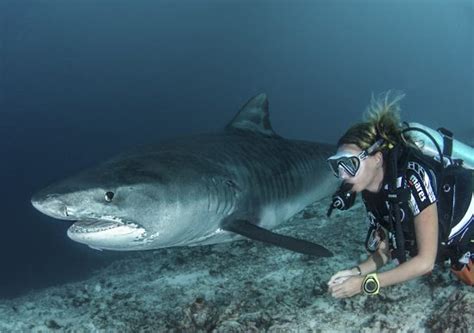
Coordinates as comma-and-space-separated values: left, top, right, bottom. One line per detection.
66, 219, 148, 249
68, 219, 129, 234
67, 219, 146, 238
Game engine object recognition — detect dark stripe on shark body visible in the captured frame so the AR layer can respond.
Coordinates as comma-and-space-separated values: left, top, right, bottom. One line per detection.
277, 161, 287, 200
206, 177, 217, 214
205, 176, 237, 216
262, 145, 285, 202
248, 144, 269, 202
269, 144, 286, 201
290, 148, 309, 188
283, 151, 297, 195
273, 144, 295, 200
254, 143, 314, 203
260, 144, 291, 202
301, 153, 312, 180
223, 180, 236, 216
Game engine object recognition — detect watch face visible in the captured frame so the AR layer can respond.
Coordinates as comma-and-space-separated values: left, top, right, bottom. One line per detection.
365, 279, 377, 293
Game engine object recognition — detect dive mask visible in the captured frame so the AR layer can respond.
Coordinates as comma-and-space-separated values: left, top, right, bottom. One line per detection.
327, 139, 385, 178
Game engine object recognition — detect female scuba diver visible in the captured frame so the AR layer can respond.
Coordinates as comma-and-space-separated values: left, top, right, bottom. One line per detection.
326, 92, 473, 298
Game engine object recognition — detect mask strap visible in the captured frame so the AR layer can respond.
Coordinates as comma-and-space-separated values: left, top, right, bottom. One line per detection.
366, 139, 385, 155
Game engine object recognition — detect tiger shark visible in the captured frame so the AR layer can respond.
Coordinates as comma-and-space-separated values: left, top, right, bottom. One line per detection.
31, 94, 338, 257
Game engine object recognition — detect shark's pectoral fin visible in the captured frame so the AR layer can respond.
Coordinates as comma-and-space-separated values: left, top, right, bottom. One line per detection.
221, 219, 333, 257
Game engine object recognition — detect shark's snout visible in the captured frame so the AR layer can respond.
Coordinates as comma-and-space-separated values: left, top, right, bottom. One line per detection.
31, 192, 70, 220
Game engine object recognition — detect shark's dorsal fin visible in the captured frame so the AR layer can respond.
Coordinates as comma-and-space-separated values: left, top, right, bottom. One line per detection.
225, 93, 278, 137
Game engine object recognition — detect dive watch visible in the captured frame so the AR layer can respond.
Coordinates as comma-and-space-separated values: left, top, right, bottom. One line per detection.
362, 273, 380, 295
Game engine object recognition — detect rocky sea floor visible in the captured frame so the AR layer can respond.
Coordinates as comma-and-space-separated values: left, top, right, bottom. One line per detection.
1, 198, 472, 332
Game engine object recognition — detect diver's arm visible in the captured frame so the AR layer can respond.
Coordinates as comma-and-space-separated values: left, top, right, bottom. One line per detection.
377, 203, 438, 287
328, 242, 390, 297
328, 238, 390, 286
356, 238, 390, 275
329, 203, 438, 298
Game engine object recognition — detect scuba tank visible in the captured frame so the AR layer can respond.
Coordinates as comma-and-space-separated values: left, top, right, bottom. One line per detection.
406, 122, 474, 170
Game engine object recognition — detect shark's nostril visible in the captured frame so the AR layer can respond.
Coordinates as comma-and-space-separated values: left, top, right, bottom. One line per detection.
31, 192, 73, 220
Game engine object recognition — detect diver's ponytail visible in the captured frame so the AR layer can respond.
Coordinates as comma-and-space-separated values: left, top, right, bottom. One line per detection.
364, 90, 406, 151
337, 90, 411, 152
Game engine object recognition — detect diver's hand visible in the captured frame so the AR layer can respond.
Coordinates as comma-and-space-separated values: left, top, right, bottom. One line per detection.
327, 269, 356, 287
328, 276, 364, 299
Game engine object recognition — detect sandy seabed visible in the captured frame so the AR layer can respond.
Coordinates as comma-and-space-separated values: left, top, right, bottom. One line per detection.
1, 198, 472, 332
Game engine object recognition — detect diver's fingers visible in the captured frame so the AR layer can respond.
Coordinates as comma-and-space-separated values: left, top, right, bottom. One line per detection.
328, 271, 345, 284
329, 283, 344, 298
328, 270, 352, 285
328, 275, 350, 287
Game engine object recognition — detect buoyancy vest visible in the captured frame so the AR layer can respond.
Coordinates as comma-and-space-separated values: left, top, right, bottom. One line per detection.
362, 145, 473, 263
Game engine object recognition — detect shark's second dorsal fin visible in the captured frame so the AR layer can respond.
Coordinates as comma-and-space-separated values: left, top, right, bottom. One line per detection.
225, 93, 278, 137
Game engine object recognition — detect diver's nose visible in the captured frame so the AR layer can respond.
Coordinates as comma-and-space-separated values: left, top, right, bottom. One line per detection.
339, 168, 350, 179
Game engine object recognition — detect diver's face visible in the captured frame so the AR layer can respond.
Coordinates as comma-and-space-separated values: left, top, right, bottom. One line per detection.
336, 144, 383, 193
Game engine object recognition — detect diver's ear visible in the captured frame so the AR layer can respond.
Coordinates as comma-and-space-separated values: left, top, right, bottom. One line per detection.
374, 151, 383, 167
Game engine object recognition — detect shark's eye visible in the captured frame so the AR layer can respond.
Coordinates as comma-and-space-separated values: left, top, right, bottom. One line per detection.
105, 191, 115, 202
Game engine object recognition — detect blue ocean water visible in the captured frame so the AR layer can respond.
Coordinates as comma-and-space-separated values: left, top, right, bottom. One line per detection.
0, 0, 472, 299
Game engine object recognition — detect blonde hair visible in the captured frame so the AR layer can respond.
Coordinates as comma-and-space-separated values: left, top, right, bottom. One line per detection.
337, 90, 413, 153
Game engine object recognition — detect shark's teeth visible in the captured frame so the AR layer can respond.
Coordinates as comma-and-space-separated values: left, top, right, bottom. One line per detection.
68, 219, 140, 234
